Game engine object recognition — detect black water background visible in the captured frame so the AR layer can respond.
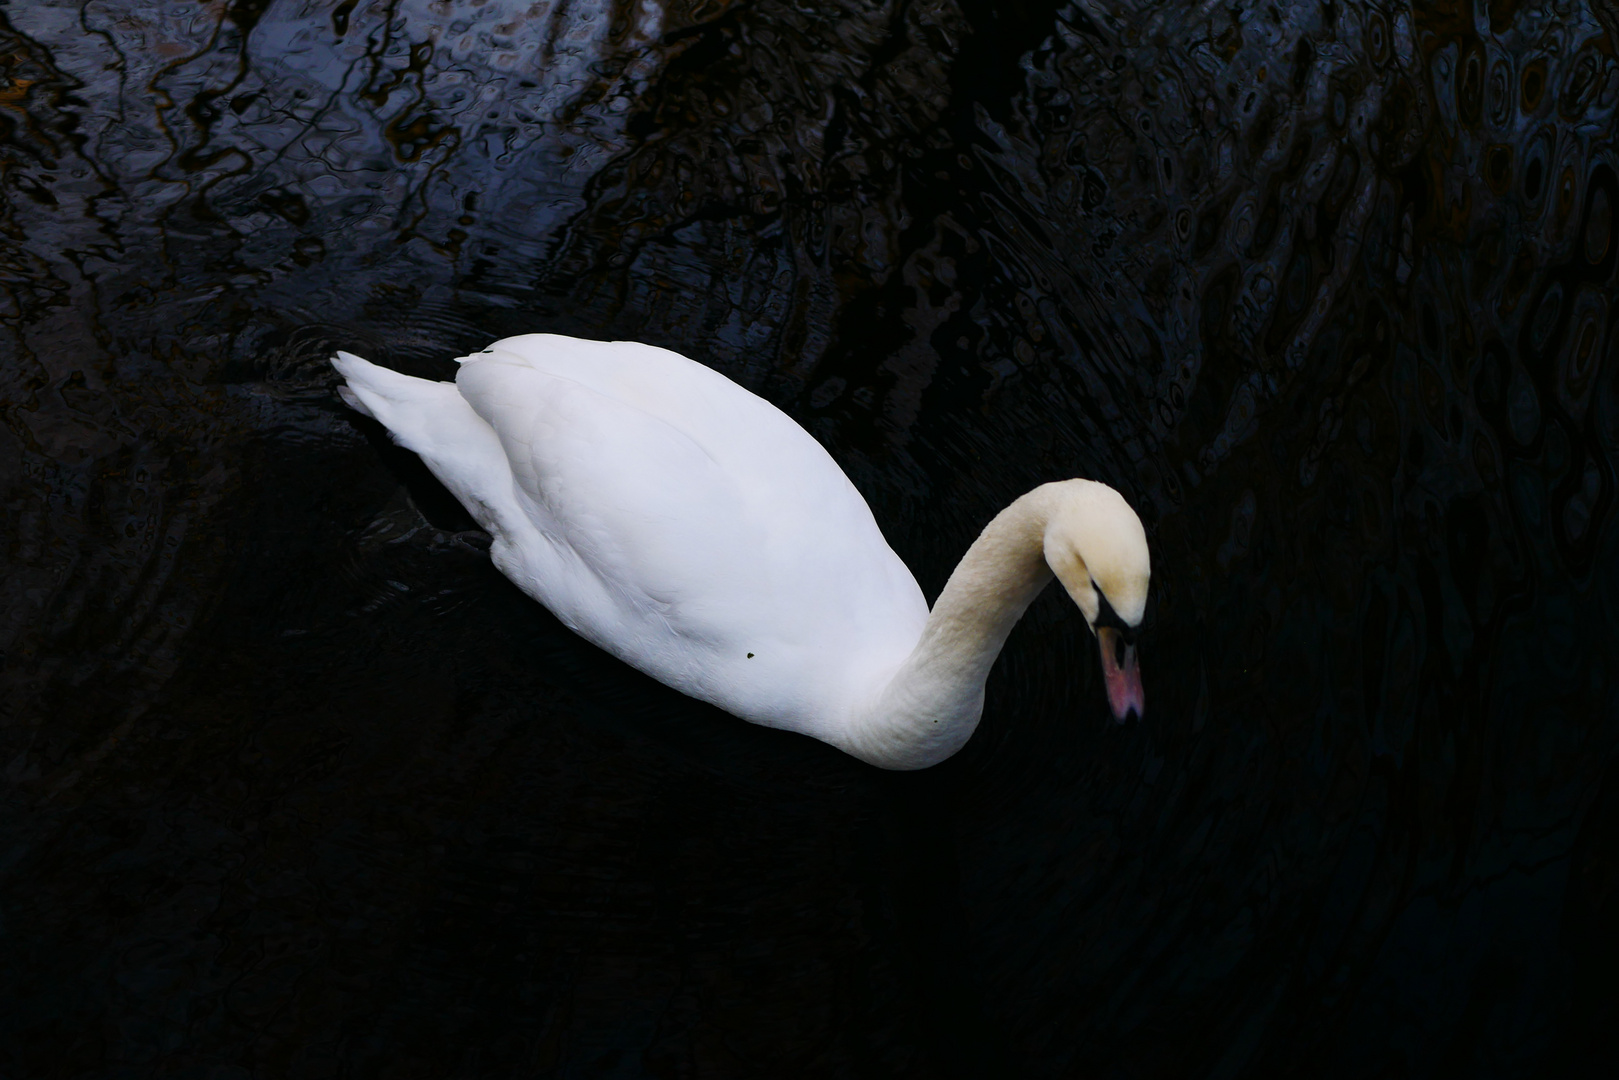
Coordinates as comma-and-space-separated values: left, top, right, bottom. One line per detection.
3, 0, 1618, 1075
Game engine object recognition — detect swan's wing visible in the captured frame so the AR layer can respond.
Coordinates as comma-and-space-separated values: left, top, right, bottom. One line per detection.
472, 335, 835, 526
455, 351, 927, 730
473, 335, 756, 448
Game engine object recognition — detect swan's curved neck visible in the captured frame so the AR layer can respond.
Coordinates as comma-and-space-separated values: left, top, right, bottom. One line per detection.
841, 487, 1065, 769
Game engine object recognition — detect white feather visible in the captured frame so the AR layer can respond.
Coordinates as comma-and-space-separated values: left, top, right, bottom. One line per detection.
333, 334, 1150, 768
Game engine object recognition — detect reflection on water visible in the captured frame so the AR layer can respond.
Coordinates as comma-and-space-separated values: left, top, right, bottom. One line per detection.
3, 1, 1617, 1075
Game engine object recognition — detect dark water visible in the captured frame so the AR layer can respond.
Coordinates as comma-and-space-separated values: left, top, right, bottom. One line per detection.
3, 0, 1617, 1075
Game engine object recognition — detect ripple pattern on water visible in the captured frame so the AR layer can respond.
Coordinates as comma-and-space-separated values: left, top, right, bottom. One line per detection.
2, 2, 1618, 1077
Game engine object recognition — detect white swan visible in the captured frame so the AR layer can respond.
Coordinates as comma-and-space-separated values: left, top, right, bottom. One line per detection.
332, 335, 1149, 770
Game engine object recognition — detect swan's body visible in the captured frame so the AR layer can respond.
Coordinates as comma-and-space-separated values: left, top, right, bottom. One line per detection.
333, 335, 1149, 769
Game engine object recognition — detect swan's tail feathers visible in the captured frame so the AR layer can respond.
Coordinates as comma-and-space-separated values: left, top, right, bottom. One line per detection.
330, 351, 469, 457
335, 382, 376, 419
332, 351, 412, 408
329, 350, 513, 536
331, 351, 391, 421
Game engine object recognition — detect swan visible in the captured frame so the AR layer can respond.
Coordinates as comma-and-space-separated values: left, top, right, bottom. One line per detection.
332, 335, 1149, 770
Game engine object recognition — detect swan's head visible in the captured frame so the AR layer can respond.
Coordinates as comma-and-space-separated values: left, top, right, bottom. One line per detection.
1041, 480, 1151, 722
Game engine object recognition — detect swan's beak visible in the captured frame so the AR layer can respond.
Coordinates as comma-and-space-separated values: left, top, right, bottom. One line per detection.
1096, 627, 1144, 722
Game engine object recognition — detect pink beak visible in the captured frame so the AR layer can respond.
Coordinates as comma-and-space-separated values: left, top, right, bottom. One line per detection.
1097, 627, 1144, 722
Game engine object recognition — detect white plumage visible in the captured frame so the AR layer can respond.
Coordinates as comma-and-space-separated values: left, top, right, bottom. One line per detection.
334, 334, 1149, 769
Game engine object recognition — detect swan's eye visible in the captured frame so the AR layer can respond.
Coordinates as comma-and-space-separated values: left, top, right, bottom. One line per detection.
1092, 586, 1132, 633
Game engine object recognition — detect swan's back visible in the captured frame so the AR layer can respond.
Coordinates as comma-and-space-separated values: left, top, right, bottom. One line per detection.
340, 335, 928, 741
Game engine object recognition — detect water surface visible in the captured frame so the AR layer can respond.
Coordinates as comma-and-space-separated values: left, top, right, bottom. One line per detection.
2, 1, 1617, 1076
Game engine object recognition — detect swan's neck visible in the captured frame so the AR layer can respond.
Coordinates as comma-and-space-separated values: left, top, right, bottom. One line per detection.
842, 488, 1062, 769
